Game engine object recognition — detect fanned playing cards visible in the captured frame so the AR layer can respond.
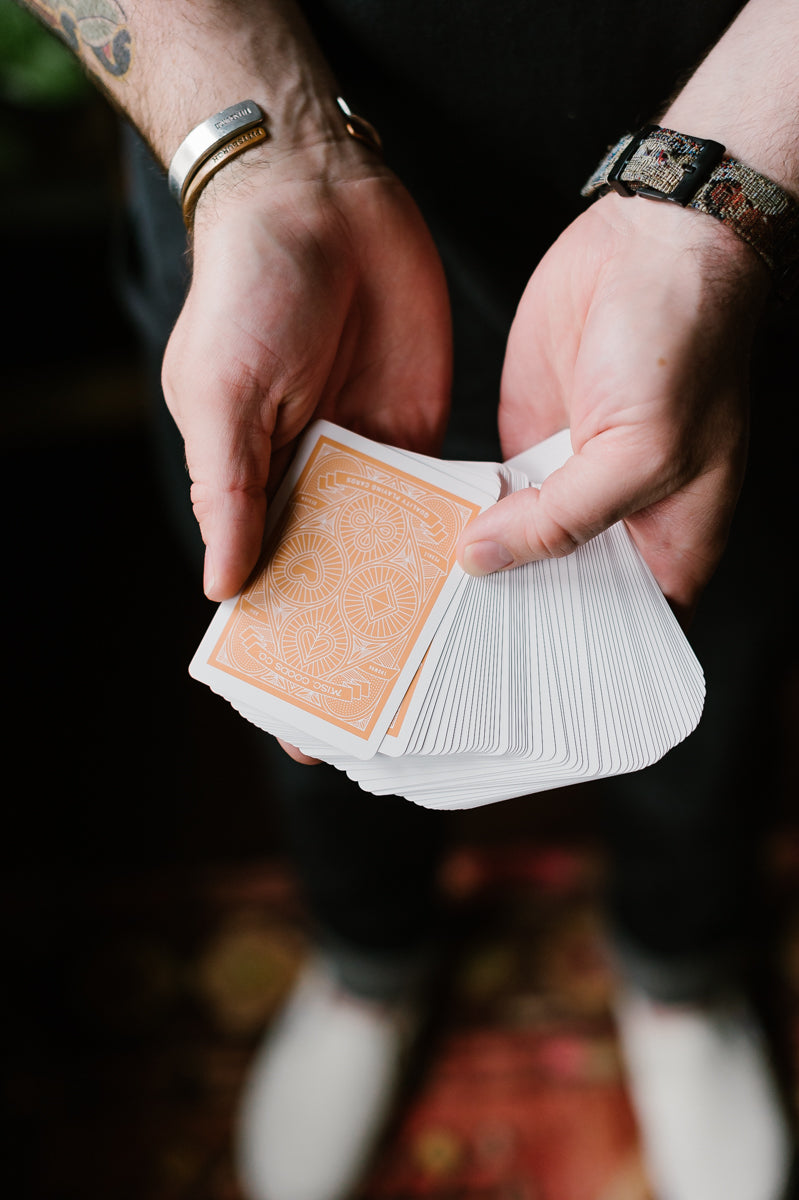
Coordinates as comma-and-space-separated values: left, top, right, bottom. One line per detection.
190, 420, 705, 809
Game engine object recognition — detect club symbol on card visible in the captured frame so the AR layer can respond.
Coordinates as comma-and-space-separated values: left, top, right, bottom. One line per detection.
337, 496, 408, 566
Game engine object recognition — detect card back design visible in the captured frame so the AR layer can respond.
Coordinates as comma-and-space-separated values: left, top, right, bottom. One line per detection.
205, 435, 482, 743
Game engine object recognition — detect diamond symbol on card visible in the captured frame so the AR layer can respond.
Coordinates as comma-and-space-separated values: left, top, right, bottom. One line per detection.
363, 584, 396, 621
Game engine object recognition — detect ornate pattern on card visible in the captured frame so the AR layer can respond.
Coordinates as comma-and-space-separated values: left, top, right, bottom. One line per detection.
206, 436, 481, 741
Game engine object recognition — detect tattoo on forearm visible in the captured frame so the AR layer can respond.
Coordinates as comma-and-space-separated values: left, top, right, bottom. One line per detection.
23, 2, 132, 78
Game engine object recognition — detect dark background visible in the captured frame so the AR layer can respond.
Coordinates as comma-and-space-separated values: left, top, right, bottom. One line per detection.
0, 6, 630, 883
1, 14, 284, 872
2, 7, 799, 1198
0, 20, 296, 1196
0, 21, 616, 1197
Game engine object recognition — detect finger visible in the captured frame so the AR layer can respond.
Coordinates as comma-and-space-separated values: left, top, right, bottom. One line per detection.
458, 443, 650, 573
168, 373, 273, 601
277, 738, 320, 766
457, 443, 736, 619
193, 479, 268, 600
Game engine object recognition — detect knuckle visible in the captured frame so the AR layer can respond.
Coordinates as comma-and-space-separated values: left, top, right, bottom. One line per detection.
531, 511, 582, 560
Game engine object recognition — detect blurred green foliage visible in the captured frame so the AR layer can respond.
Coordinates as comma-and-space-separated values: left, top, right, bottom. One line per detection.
0, 1, 90, 107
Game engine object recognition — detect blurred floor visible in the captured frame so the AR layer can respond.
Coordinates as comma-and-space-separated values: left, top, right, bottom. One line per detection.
5, 832, 799, 1200
3, 89, 799, 1200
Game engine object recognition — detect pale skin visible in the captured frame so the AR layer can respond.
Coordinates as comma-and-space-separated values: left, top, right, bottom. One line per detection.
465, 0, 799, 623
19, 0, 799, 765
22, 0, 454, 597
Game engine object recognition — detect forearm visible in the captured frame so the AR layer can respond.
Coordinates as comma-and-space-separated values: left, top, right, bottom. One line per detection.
18, 1, 350, 169
465, 1, 799, 605
661, 0, 799, 197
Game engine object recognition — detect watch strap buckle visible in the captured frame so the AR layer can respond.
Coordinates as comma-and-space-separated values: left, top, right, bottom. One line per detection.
604, 125, 726, 206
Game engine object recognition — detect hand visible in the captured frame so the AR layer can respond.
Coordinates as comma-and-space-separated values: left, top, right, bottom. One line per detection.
162, 146, 452, 601
457, 192, 771, 623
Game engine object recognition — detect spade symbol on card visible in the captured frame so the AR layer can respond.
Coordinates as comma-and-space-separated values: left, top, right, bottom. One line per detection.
296, 624, 338, 665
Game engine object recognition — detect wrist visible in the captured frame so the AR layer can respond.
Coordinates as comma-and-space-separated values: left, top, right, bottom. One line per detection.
582, 124, 799, 298
170, 84, 383, 232
188, 130, 386, 234
151, 3, 347, 167
660, 106, 799, 206
597, 191, 772, 310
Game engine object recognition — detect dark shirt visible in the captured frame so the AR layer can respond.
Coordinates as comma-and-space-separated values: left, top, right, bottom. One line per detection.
304, 0, 745, 320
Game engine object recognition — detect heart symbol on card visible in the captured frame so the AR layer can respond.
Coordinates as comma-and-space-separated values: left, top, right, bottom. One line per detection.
288, 554, 323, 587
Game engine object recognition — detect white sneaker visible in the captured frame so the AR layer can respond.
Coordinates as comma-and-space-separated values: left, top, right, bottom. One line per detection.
614, 984, 794, 1200
235, 954, 422, 1200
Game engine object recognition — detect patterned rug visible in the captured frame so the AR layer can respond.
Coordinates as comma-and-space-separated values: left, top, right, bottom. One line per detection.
5, 836, 799, 1200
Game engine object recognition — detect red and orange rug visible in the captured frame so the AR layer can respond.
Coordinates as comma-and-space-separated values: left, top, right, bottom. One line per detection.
6, 837, 799, 1200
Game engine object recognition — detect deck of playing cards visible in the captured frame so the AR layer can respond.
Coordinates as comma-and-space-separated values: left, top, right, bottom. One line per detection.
190, 421, 705, 809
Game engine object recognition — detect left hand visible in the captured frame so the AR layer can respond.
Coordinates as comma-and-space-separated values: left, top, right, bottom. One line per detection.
163, 150, 452, 603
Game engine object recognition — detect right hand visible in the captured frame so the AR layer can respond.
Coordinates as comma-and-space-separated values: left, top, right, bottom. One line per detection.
162, 141, 452, 601
457, 193, 771, 625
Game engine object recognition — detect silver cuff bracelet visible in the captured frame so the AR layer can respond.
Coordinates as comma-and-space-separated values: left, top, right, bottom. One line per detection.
167, 100, 266, 203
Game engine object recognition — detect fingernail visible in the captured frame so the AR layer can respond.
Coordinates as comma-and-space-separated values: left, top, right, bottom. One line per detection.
203, 550, 215, 596
461, 540, 514, 576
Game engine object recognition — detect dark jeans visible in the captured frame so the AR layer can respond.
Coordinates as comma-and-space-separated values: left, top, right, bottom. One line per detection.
117, 123, 793, 1003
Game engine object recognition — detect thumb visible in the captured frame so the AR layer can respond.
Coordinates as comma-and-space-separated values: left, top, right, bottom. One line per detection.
457, 446, 648, 574
169, 381, 272, 602
193, 478, 269, 601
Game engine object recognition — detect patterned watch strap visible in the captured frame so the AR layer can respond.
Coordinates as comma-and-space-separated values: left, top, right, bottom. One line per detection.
582, 125, 799, 298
